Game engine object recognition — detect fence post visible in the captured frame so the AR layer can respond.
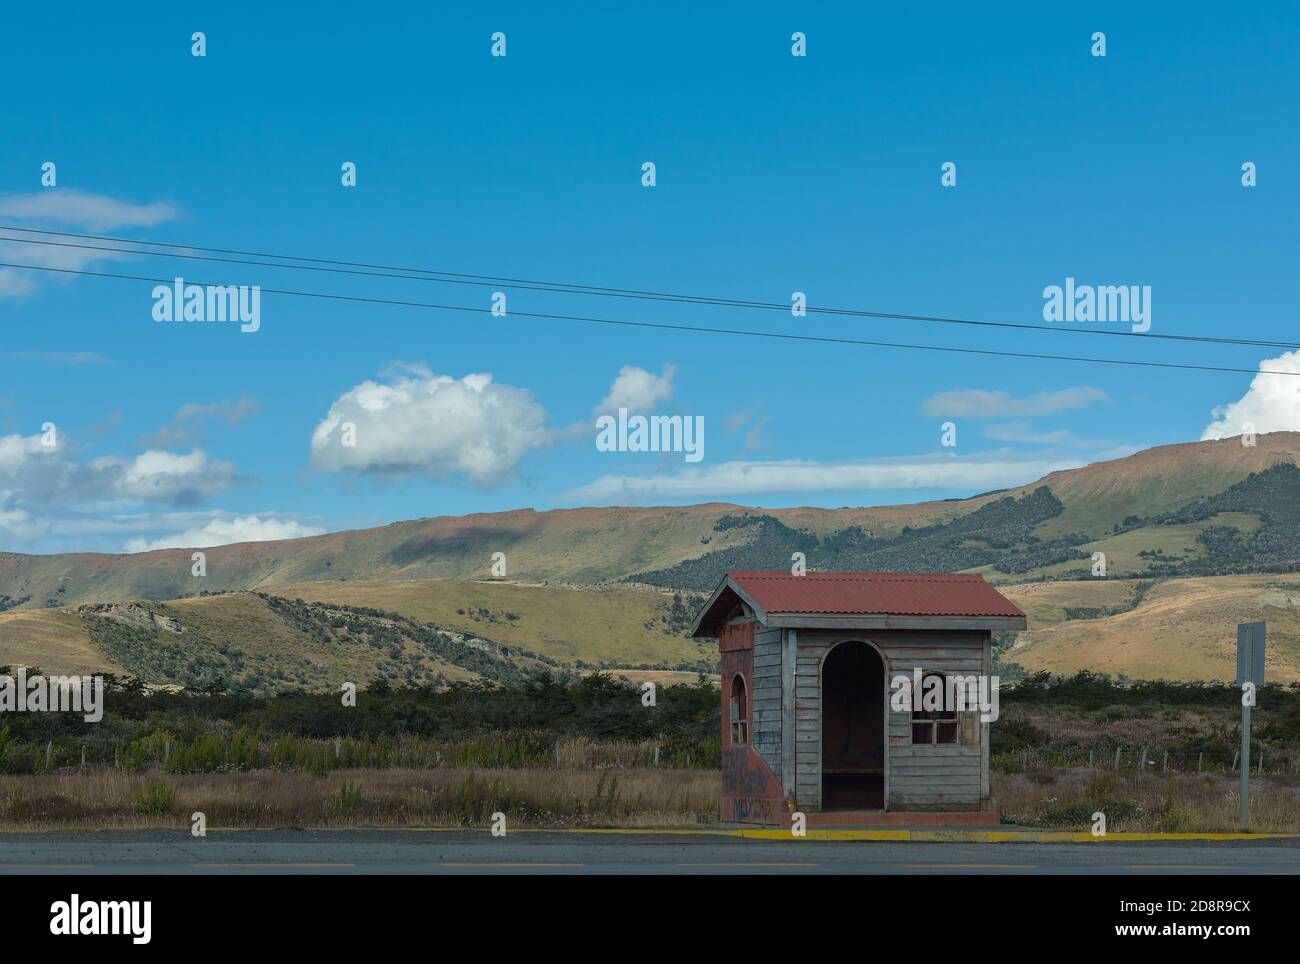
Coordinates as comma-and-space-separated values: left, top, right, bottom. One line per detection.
1231, 749, 1239, 772
654, 746, 660, 768
45, 740, 52, 770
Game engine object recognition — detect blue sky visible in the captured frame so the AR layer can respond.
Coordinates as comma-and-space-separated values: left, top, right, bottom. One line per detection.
2, 2, 1298, 554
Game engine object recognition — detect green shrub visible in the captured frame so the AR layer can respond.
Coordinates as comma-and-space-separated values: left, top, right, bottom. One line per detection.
134, 779, 176, 816
327, 780, 364, 818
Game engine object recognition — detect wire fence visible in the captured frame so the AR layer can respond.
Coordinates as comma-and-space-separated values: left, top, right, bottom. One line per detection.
993, 744, 1300, 776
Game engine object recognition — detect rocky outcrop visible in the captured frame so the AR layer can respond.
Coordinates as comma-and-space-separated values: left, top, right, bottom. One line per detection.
78, 603, 183, 635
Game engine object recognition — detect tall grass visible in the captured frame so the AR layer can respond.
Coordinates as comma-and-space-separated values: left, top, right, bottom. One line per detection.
0, 767, 720, 830
99, 729, 719, 774
995, 768, 1300, 832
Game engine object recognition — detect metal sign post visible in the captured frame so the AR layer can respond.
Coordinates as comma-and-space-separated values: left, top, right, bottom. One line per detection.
1236, 621, 1265, 825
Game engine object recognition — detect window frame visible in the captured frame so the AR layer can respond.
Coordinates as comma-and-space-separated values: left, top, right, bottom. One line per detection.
910, 671, 959, 746
729, 673, 749, 747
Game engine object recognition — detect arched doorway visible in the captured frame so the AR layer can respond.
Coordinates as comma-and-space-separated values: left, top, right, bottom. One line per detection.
821, 641, 885, 809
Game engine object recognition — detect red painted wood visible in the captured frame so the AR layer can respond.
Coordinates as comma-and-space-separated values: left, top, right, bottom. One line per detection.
719, 641, 786, 824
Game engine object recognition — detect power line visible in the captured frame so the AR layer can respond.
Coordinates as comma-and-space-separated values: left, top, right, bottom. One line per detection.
2, 225, 1295, 352
1, 258, 1294, 378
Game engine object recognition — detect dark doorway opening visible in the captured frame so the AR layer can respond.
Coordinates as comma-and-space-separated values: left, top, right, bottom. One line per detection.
821, 641, 885, 810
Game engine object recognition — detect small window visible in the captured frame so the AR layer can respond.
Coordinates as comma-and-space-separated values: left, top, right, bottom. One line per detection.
911, 672, 958, 745
729, 674, 749, 746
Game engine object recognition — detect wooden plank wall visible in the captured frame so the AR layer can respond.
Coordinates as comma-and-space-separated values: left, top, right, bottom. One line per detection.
795, 630, 988, 812
719, 620, 786, 823
751, 626, 783, 778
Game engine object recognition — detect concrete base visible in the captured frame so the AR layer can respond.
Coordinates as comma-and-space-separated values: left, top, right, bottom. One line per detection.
806, 810, 1001, 827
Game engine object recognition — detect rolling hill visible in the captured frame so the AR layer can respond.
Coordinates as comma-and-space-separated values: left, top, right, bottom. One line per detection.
3, 432, 1300, 608
265, 579, 706, 666
1000, 574, 1300, 683
5, 432, 1300, 686
0, 590, 537, 694
0, 579, 714, 694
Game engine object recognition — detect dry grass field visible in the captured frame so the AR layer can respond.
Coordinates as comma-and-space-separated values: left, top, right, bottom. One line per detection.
2, 765, 1296, 832
998, 579, 1142, 627
0, 767, 720, 831
7, 573, 1300, 684
1003, 574, 1300, 682
995, 768, 1300, 833
261, 578, 708, 666
0, 609, 114, 675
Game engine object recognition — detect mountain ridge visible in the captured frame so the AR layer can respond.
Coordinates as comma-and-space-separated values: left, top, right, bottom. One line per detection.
3, 432, 1300, 607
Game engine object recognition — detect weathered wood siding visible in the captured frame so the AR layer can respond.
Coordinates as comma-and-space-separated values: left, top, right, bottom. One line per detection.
794, 630, 989, 812
751, 626, 783, 776
794, 636, 826, 809
719, 619, 785, 823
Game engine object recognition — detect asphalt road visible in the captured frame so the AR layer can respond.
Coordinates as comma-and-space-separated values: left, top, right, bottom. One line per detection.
1, 830, 1298, 874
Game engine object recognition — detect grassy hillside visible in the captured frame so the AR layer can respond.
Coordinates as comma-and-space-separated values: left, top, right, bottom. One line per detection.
996, 579, 1144, 626
1008, 432, 1300, 539
6, 433, 1300, 688
0, 582, 715, 693
81, 592, 511, 693
974, 511, 1265, 584
8, 573, 1300, 685
0, 500, 976, 609
0, 608, 115, 676
3, 433, 1300, 605
1002, 574, 1300, 683
638, 486, 1071, 589
266, 579, 707, 667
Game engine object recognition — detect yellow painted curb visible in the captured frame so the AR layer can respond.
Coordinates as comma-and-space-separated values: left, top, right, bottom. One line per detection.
202, 827, 1299, 842
386, 827, 730, 836
730, 829, 1300, 843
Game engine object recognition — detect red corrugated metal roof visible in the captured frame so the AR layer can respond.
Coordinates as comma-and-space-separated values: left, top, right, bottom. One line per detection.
726, 570, 1025, 618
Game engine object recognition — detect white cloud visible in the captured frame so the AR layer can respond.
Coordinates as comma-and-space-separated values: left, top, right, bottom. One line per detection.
724, 410, 753, 433
0, 431, 55, 476
91, 449, 238, 505
568, 452, 1087, 503
0, 189, 181, 298
0, 189, 179, 230
3, 351, 112, 366
741, 415, 770, 454
723, 410, 770, 452
922, 387, 1108, 418
0, 492, 48, 545
310, 367, 548, 487
0, 431, 72, 498
0, 432, 238, 508
597, 364, 676, 413
981, 421, 1076, 445
124, 514, 325, 553
1202, 350, 1300, 440
139, 396, 258, 447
